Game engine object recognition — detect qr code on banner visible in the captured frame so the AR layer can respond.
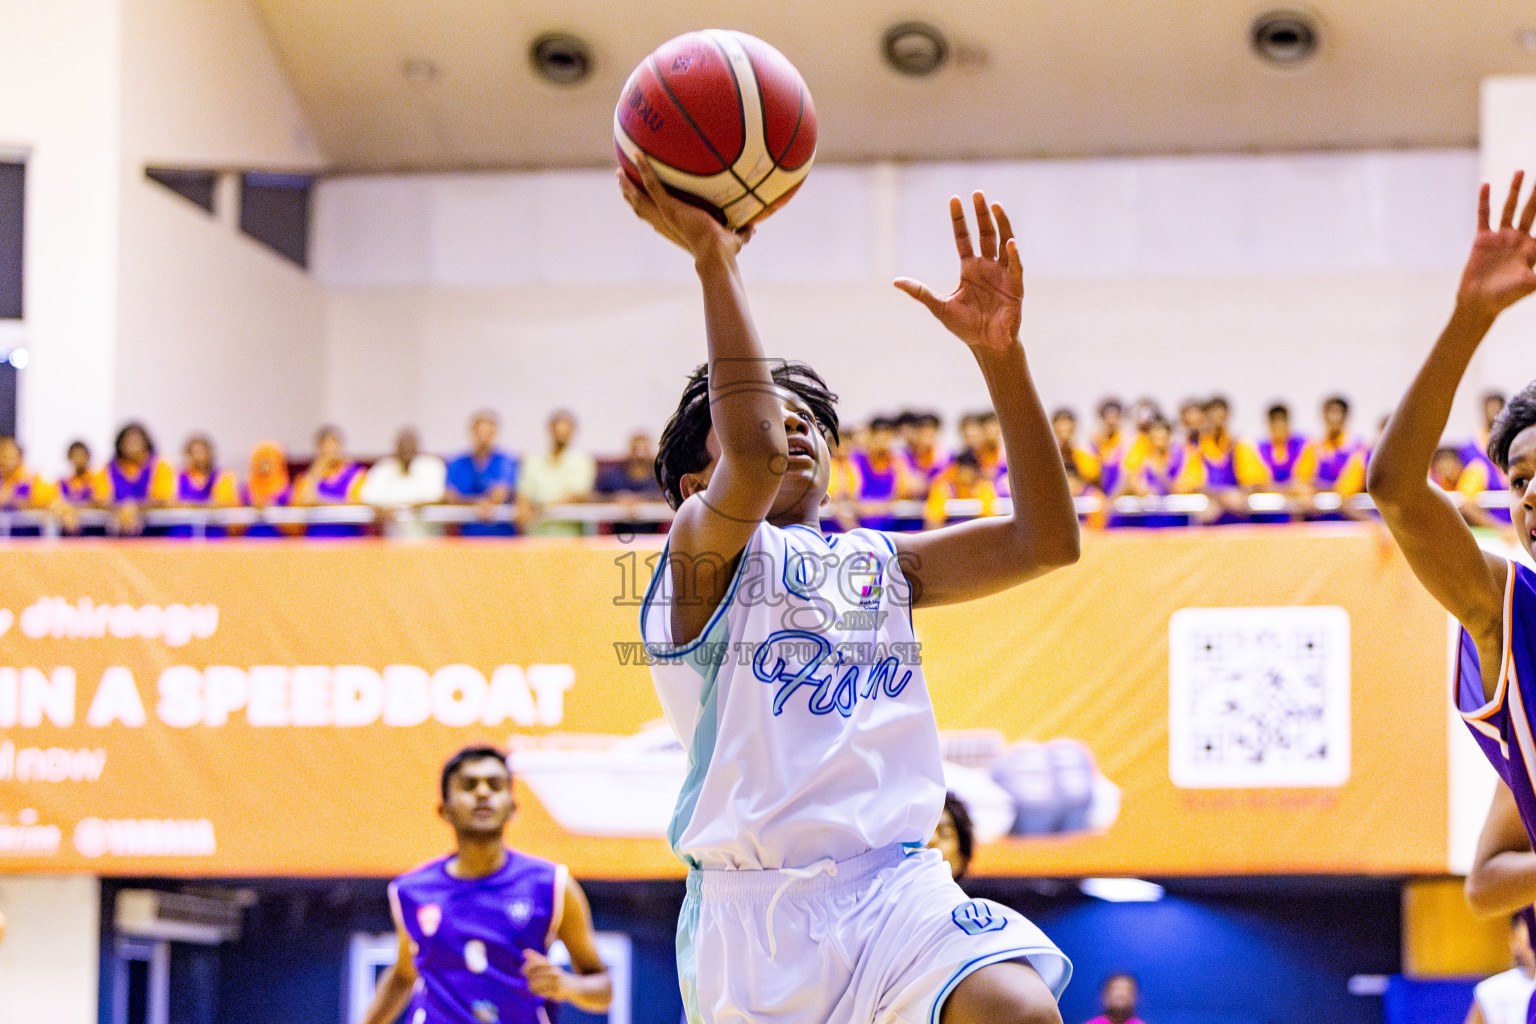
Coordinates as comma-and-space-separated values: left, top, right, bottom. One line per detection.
1168, 606, 1351, 788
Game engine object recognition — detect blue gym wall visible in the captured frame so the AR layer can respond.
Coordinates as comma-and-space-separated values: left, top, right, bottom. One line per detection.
968, 880, 1401, 1024
99, 877, 1402, 1024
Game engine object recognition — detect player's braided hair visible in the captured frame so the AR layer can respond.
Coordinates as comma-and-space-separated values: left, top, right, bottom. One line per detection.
655, 361, 840, 510
1488, 379, 1536, 472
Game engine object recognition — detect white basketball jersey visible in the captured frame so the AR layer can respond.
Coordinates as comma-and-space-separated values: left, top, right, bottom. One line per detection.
641, 521, 945, 870
1476, 968, 1536, 1024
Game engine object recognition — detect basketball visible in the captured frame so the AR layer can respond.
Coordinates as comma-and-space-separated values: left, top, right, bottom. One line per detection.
614, 29, 817, 230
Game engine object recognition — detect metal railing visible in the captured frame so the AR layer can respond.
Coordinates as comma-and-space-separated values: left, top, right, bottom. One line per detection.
0, 490, 1507, 539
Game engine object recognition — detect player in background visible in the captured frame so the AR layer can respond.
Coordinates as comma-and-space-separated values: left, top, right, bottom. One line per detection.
1258, 404, 1307, 494
900, 411, 949, 495
99, 422, 175, 535
1465, 914, 1536, 1024
59, 441, 104, 507
1367, 174, 1536, 962
1083, 974, 1146, 1024
622, 154, 1075, 1024
1465, 392, 1511, 484
1469, 782, 1536, 922
1090, 399, 1127, 495
924, 450, 1000, 529
1297, 395, 1360, 496
1461, 394, 1514, 512
1052, 409, 1102, 497
1116, 418, 1185, 499
360, 746, 610, 1024
1176, 399, 1205, 449
1465, 778, 1536, 1024
1175, 396, 1269, 522
853, 416, 919, 528
928, 793, 977, 882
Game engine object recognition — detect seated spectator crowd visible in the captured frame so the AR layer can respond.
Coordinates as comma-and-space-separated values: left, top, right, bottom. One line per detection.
0, 392, 1510, 538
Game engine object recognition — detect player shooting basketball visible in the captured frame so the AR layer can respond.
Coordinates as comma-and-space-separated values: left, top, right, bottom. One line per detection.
358, 746, 611, 1024
1368, 171, 1536, 976
620, 152, 1077, 1024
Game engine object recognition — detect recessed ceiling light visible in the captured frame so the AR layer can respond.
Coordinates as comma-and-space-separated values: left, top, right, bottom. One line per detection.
1516, 28, 1536, 52
1251, 11, 1320, 67
1080, 877, 1166, 902
400, 58, 440, 85
882, 22, 948, 77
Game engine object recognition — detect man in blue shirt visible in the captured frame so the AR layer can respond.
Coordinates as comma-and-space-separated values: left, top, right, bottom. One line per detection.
446, 411, 520, 537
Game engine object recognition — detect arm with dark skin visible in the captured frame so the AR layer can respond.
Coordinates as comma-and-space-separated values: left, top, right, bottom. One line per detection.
357, 925, 417, 1024
619, 160, 788, 645
1368, 174, 1536, 700
520, 876, 612, 1013
1467, 781, 1536, 917
890, 194, 1080, 606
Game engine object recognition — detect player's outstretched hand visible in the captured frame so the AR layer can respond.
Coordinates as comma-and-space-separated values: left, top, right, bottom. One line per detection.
894, 192, 1023, 355
521, 949, 567, 1001
1458, 171, 1536, 319
617, 157, 753, 262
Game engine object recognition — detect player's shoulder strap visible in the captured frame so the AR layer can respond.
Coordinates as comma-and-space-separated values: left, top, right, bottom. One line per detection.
640, 519, 777, 649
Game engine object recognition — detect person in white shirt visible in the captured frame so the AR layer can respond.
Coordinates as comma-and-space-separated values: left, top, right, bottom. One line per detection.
519, 410, 596, 537
1465, 782, 1536, 1024
1467, 914, 1536, 1024
361, 427, 447, 537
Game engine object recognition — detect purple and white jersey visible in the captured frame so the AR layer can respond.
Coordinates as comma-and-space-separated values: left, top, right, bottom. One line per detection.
1455, 558, 1536, 1024
390, 849, 567, 1024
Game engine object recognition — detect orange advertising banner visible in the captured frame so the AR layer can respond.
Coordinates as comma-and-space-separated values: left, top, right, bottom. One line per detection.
0, 527, 1448, 878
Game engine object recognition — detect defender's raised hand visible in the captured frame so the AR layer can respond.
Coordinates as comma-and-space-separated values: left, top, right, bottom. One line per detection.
1458, 171, 1536, 319
895, 192, 1024, 354
617, 156, 752, 262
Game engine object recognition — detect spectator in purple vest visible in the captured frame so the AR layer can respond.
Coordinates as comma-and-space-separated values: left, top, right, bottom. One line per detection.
359, 746, 611, 1024
293, 425, 366, 537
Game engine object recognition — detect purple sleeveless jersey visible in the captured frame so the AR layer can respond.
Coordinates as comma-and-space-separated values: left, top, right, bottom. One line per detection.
1456, 560, 1536, 1024
108, 459, 157, 501
1462, 441, 1510, 491
1312, 438, 1357, 488
1199, 441, 1239, 489
1259, 436, 1305, 485
850, 450, 899, 501
390, 849, 566, 1024
177, 471, 218, 504
315, 463, 364, 502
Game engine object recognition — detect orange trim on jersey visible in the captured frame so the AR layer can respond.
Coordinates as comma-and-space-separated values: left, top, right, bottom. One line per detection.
546, 862, 569, 950
1506, 655, 1536, 798
1460, 560, 1515, 725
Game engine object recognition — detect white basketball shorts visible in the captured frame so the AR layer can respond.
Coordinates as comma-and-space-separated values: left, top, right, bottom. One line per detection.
676, 844, 1071, 1024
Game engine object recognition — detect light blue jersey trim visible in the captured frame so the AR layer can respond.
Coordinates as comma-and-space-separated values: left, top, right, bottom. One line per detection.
638, 536, 752, 660
654, 538, 754, 862
677, 873, 704, 1024
928, 945, 1073, 1024
666, 620, 731, 861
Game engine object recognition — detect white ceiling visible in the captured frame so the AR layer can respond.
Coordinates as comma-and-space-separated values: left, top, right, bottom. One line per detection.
251, 0, 1536, 172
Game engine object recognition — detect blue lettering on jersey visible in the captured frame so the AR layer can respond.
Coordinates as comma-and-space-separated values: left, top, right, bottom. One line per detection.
752, 630, 914, 717
952, 900, 1007, 936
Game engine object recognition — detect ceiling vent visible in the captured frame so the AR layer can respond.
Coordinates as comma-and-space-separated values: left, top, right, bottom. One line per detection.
1251, 11, 1320, 66
882, 22, 949, 77
531, 33, 593, 85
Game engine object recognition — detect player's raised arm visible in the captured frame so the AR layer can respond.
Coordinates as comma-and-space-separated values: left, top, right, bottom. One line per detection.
1466, 782, 1536, 917
890, 193, 1080, 606
1367, 174, 1536, 673
620, 159, 787, 638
